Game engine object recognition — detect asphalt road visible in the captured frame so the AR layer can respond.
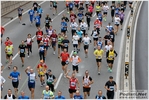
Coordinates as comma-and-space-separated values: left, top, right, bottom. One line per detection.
135, 1, 148, 92
1, 1, 130, 99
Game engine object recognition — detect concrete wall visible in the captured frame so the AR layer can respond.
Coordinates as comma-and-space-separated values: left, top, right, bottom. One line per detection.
1, 1, 30, 16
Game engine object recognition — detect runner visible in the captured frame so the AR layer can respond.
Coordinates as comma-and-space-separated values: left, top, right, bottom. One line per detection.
34, 13, 41, 29
1, 26, 5, 43
119, 9, 125, 30
94, 18, 101, 35
88, 4, 93, 17
110, 28, 115, 47
80, 20, 88, 36
106, 47, 118, 72
41, 85, 54, 99
4, 89, 16, 99
129, 1, 133, 9
36, 28, 43, 48
52, 1, 58, 15
70, 11, 77, 23
70, 20, 78, 36
115, 4, 120, 15
33, 1, 38, 12
104, 32, 111, 46
50, 1, 53, 9
82, 70, 93, 99
120, 2, 125, 12
82, 34, 91, 58
110, 3, 116, 22
78, 3, 85, 14
25, 66, 37, 99
70, 52, 81, 73
91, 0, 95, 7
18, 40, 27, 67
95, 90, 106, 99
50, 29, 58, 55
24, 34, 33, 58
0, 73, 6, 98
46, 69, 57, 92
97, 37, 103, 49
18, 6, 23, 23
61, 14, 69, 23
85, 10, 92, 30
65, 0, 69, 13
61, 19, 68, 36
74, 90, 83, 99
60, 48, 70, 76
65, 69, 80, 99
58, 33, 64, 58
37, 60, 48, 86
62, 35, 70, 52
102, 2, 109, 22
8, 66, 21, 97
5, 42, 13, 69
97, 11, 103, 27
39, 41, 46, 62
18, 91, 29, 99
94, 46, 104, 75
37, 6, 43, 18
72, 32, 80, 52
45, 14, 52, 34
76, 27, 83, 51
85, 0, 90, 11
104, 76, 117, 99
91, 26, 99, 50
42, 34, 50, 57
96, 3, 101, 16
74, 1, 79, 13
105, 23, 113, 33
68, 2, 74, 14
47, 26, 53, 48
55, 90, 66, 99
28, 8, 35, 26
77, 11, 84, 25
114, 14, 120, 35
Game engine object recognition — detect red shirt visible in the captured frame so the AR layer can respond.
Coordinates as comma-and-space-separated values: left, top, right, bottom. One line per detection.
70, 14, 77, 22
60, 52, 69, 62
5, 40, 13, 46
94, 20, 101, 28
91, 0, 95, 4
42, 38, 49, 46
37, 63, 47, 69
74, 1, 79, 5
88, 6, 93, 12
1, 26, 5, 34
50, 33, 57, 42
69, 78, 78, 90
36, 31, 43, 40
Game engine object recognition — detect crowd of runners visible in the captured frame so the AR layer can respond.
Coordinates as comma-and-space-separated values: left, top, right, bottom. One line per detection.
0, 1, 133, 99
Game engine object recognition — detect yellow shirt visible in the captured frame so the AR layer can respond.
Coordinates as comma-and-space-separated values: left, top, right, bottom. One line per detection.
94, 49, 104, 59
96, 6, 101, 11
108, 50, 114, 60
38, 65, 46, 75
5, 45, 13, 54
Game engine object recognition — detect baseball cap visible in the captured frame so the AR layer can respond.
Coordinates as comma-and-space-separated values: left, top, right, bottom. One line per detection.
73, 52, 77, 55
109, 76, 113, 79
48, 69, 51, 72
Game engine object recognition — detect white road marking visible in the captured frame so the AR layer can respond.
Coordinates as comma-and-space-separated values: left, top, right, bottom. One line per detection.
58, 9, 65, 15
3, 1, 46, 27
93, 13, 96, 17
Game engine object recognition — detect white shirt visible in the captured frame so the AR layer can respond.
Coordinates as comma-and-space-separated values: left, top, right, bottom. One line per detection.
82, 37, 91, 45
72, 35, 80, 44
114, 17, 120, 24
103, 5, 109, 12
92, 30, 98, 38
80, 22, 88, 30
70, 22, 78, 30
105, 45, 112, 52
0, 76, 6, 89
26, 38, 32, 45
71, 56, 79, 66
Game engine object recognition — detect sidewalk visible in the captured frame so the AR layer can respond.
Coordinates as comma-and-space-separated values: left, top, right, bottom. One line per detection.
1, 1, 43, 26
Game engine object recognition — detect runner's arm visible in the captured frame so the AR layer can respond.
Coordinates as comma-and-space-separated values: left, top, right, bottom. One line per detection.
114, 50, 118, 57
76, 79, 80, 89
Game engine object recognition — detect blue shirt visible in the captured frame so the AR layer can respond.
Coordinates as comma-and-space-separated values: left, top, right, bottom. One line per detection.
10, 71, 20, 82
55, 95, 65, 99
98, 13, 102, 21
34, 16, 40, 24
115, 8, 120, 14
28, 10, 34, 16
74, 95, 83, 99
37, 8, 43, 14
39, 45, 44, 52
97, 41, 103, 48
61, 22, 67, 31
107, 26, 113, 32
76, 30, 83, 38
18, 96, 29, 99
69, 3, 74, 8
77, 13, 84, 20
27, 72, 36, 84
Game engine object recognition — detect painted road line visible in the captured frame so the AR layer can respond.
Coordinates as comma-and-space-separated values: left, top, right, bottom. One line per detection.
93, 13, 96, 17
58, 9, 65, 15
3, 9, 66, 70
3, 1, 46, 27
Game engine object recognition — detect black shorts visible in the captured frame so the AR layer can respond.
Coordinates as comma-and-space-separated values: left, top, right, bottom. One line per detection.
58, 44, 62, 48
115, 24, 119, 26
20, 53, 25, 57
52, 42, 56, 47
18, 14, 22, 17
39, 14, 42, 18
85, 4, 89, 8
129, 2, 133, 4
84, 45, 89, 50
96, 11, 100, 16
75, 4, 79, 8
111, 39, 115, 43
37, 40, 41, 44
93, 38, 98, 41
45, 24, 50, 28
12, 81, 19, 88
69, 88, 76, 94
78, 38, 82, 43
69, 8, 73, 11
120, 19, 123, 25
78, 19, 82, 23
1, 34, 3, 38
38, 74, 45, 77
83, 87, 91, 92
7, 54, 13, 58
36, 23, 40, 27
28, 83, 35, 89
103, 12, 107, 15
61, 61, 66, 66
111, 11, 114, 17
34, 7, 37, 11
72, 65, 78, 71
61, 30, 66, 33
73, 44, 78, 48
53, 5, 57, 8
44, 46, 49, 50
107, 60, 114, 64
96, 59, 102, 62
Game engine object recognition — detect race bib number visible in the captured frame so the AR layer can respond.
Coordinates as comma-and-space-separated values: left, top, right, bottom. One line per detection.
30, 76, 35, 83
110, 56, 113, 58
52, 38, 56, 41
20, 49, 24, 53
98, 56, 101, 59
110, 86, 114, 91
71, 82, 75, 87
12, 78, 18, 82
